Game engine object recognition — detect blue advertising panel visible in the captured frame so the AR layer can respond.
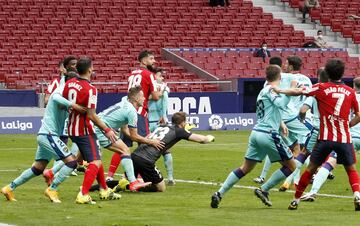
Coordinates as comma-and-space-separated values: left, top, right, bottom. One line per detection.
0, 117, 42, 134
0, 90, 38, 107
181, 113, 257, 131
0, 113, 257, 134
97, 92, 240, 114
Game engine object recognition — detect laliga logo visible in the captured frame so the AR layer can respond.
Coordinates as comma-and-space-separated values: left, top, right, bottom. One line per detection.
209, 115, 223, 130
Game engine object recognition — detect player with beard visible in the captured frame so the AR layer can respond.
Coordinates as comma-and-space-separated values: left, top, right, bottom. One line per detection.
107, 50, 163, 179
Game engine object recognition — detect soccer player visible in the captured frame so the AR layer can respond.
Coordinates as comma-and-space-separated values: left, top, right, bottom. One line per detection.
148, 68, 175, 185
275, 58, 360, 211
211, 65, 296, 208
107, 50, 162, 178
253, 56, 282, 184
44, 56, 77, 105
1, 72, 84, 203
119, 112, 214, 192
301, 76, 360, 202
95, 86, 164, 191
62, 57, 120, 204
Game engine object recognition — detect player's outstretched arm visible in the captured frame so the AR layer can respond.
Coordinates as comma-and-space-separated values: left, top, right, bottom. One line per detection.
87, 108, 117, 143
350, 112, 360, 128
273, 87, 304, 96
188, 134, 215, 144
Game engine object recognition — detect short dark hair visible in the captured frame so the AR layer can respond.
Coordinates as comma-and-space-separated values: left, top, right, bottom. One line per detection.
127, 86, 142, 101
287, 55, 302, 71
171, 112, 186, 125
317, 30, 322, 35
63, 56, 77, 69
76, 57, 92, 75
317, 68, 329, 83
265, 65, 281, 82
353, 77, 360, 91
138, 50, 154, 62
325, 58, 345, 81
269, 56, 282, 67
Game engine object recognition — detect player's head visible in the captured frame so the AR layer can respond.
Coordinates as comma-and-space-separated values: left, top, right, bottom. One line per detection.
317, 67, 329, 83
325, 58, 345, 81
63, 56, 77, 72
171, 112, 187, 128
269, 56, 283, 68
265, 65, 281, 82
285, 55, 302, 72
153, 67, 165, 83
138, 50, 156, 71
128, 86, 145, 107
65, 71, 78, 82
76, 57, 93, 77
353, 77, 360, 92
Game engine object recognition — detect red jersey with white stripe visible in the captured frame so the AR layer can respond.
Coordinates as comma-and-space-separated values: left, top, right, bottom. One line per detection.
305, 82, 359, 143
45, 77, 60, 94
127, 68, 157, 117
62, 77, 98, 136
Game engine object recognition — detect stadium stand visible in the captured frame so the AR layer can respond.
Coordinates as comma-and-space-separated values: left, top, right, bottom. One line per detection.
173, 48, 360, 79
285, 0, 360, 46
0, 0, 357, 92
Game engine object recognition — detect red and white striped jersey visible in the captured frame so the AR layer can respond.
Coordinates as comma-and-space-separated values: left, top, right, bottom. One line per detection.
127, 68, 157, 117
45, 77, 60, 94
62, 77, 98, 136
305, 82, 359, 143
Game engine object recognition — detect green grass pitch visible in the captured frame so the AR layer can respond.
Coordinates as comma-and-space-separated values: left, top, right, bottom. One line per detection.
0, 131, 359, 226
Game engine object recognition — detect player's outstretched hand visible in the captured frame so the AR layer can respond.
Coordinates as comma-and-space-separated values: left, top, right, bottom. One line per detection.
105, 128, 118, 144
206, 135, 215, 143
151, 139, 165, 151
71, 103, 87, 114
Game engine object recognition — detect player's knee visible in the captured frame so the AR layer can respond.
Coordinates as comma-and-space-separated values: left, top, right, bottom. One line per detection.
287, 160, 297, 172
327, 157, 337, 167
65, 160, 78, 170
31, 166, 44, 176
92, 160, 102, 167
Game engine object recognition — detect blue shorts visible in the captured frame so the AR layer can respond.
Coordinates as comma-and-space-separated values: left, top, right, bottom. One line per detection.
122, 114, 150, 147
70, 134, 101, 162
310, 140, 356, 166
35, 134, 72, 162
284, 117, 313, 147
245, 129, 293, 163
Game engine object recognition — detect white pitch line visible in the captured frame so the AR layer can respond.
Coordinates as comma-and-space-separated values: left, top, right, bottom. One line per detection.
0, 170, 354, 199
174, 179, 354, 199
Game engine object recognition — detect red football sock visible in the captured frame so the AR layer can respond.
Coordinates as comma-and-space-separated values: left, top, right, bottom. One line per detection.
295, 170, 312, 199
346, 169, 360, 193
97, 164, 107, 190
107, 153, 122, 178
81, 163, 99, 195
